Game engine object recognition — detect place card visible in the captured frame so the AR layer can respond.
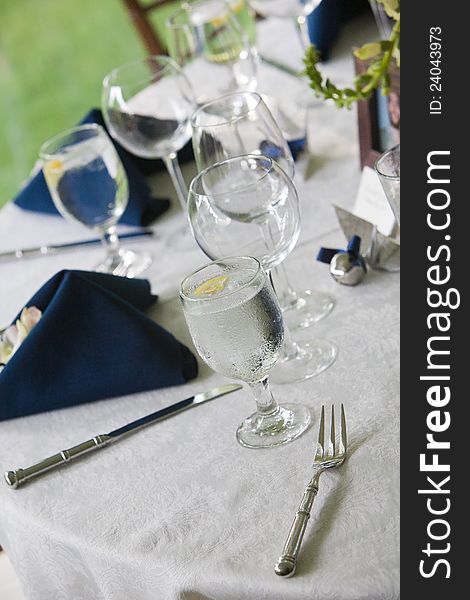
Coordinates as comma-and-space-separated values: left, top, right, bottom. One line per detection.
334, 205, 400, 271
353, 166, 396, 236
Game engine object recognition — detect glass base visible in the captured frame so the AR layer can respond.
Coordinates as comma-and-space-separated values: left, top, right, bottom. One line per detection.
271, 339, 338, 385
282, 289, 335, 330
96, 249, 152, 278
236, 403, 312, 448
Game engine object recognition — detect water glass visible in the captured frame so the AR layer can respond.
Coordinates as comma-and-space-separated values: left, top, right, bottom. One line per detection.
180, 256, 311, 448
40, 124, 151, 277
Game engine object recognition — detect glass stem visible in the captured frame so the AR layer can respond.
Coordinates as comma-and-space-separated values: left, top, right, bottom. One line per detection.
248, 377, 279, 417
100, 225, 121, 261
163, 152, 188, 213
269, 271, 302, 361
258, 220, 299, 309
272, 263, 299, 310
282, 324, 303, 360
295, 16, 310, 49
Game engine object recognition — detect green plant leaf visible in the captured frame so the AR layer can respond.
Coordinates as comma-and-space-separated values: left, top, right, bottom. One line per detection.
354, 41, 392, 60
377, 0, 400, 20
354, 42, 382, 60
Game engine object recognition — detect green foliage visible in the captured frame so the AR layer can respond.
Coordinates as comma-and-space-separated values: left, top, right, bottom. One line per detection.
304, 0, 400, 109
0, 0, 149, 207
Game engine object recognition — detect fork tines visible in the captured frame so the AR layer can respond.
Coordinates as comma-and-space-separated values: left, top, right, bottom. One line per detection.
315, 404, 347, 463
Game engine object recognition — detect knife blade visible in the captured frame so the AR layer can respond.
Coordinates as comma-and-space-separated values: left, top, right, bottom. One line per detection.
4, 383, 242, 489
0, 229, 154, 262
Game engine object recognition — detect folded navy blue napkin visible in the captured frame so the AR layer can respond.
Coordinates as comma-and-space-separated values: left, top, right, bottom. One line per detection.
0, 270, 198, 421
13, 108, 190, 227
307, 0, 342, 61
308, 0, 370, 62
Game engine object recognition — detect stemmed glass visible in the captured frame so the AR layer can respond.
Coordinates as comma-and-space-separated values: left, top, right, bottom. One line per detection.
39, 124, 151, 277
187, 154, 337, 384
249, 0, 321, 47
191, 91, 335, 329
375, 144, 400, 227
102, 56, 195, 214
180, 255, 311, 447
166, 0, 257, 106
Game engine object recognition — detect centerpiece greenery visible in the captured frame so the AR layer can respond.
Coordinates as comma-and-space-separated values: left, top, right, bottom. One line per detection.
304, 0, 400, 108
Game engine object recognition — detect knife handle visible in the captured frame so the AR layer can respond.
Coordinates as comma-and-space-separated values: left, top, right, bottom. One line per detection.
4, 435, 111, 489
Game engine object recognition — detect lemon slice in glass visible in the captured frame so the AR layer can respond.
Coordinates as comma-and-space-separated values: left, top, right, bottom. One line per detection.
44, 159, 64, 188
194, 275, 229, 297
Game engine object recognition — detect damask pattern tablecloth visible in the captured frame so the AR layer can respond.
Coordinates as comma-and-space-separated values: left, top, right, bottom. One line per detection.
0, 17, 399, 600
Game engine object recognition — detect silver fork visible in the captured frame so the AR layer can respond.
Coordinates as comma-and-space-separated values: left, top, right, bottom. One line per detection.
274, 404, 347, 577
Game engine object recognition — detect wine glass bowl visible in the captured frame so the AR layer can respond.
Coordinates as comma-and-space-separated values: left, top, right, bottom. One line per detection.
102, 56, 195, 211
188, 154, 299, 271
180, 256, 311, 448
191, 91, 295, 178
166, 0, 257, 106
39, 124, 151, 277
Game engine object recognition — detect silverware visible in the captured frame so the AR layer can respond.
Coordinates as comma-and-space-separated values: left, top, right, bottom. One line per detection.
0, 229, 154, 262
4, 383, 242, 489
259, 54, 303, 78
274, 404, 347, 577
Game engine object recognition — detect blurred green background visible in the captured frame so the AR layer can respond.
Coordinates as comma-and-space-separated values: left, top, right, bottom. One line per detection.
0, 0, 182, 209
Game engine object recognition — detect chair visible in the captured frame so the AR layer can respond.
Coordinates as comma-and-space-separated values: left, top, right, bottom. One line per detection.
121, 0, 176, 55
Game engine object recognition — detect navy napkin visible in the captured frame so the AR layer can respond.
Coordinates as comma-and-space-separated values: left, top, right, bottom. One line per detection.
0, 270, 198, 421
307, 0, 370, 62
13, 109, 194, 227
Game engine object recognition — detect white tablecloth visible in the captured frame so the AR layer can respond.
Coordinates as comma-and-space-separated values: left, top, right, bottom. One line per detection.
0, 16, 399, 600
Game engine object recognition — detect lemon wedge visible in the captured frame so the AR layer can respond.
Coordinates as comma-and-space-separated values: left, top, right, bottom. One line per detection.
44, 159, 64, 188
194, 275, 228, 297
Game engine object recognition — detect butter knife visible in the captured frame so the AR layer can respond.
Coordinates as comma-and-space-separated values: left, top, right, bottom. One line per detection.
4, 383, 242, 489
0, 229, 154, 262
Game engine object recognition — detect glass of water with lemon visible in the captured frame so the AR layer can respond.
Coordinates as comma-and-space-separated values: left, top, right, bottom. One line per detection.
180, 255, 311, 448
40, 124, 151, 277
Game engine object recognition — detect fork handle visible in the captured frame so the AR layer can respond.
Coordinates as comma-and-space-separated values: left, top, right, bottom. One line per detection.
274, 471, 321, 577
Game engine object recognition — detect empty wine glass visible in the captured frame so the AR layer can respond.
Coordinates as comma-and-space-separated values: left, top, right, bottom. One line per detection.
180, 255, 311, 447
249, 0, 321, 47
102, 56, 195, 214
40, 124, 151, 277
187, 154, 337, 384
191, 90, 335, 328
192, 90, 294, 175
166, 0, 257, 106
